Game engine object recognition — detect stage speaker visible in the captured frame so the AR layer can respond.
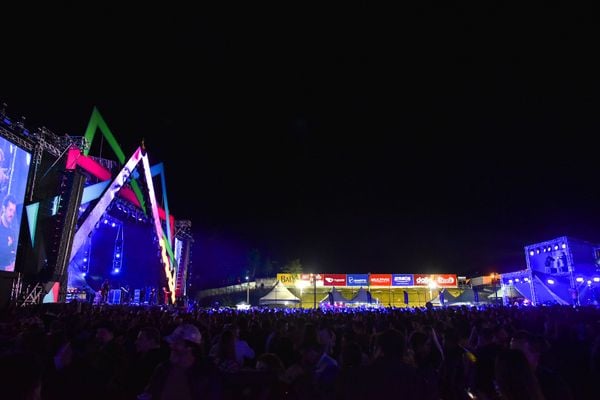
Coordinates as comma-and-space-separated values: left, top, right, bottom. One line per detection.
108, 289, 121, 304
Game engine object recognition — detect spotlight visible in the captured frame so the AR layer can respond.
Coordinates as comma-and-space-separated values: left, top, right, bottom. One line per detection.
576, 277, 584, 283
547, 279, 555, 285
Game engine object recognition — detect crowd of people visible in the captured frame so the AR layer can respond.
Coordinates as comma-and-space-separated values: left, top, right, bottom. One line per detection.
1, 301, 598, 399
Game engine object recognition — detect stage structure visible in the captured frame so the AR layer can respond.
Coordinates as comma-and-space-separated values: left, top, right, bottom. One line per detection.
0, 107, 188, 306
497, 236, 600, 306
0, 108, 89, 308
174, 220, 193, 300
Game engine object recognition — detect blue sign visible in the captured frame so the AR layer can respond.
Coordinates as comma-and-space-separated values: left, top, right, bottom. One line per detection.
347, 274, 369, 287
392, 274, 414, 286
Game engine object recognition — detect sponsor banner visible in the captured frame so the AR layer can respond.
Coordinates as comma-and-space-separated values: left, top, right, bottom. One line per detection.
370, 274, 392, 286
300, 273, 324, 287
278, 273, 325, 287
413, 274, 458, 288
277, 273, 300, 287
347, 274, 370, 287
392, 274, 414, 286
323, 274, 347, 286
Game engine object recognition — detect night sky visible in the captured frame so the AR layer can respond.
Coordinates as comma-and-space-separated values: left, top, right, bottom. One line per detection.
2, 4, 600, 287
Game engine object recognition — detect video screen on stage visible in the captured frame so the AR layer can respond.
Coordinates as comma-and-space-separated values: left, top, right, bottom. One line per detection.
0, 136, 31, 272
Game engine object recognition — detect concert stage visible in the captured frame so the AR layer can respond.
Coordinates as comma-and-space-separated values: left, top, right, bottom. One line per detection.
0, 107, 192, 308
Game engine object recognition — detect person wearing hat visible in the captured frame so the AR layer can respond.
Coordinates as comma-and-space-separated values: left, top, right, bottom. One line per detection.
140, 324, 222, 399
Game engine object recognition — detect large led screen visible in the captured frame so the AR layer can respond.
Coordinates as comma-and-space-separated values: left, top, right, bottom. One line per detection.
0, 136, 31, 272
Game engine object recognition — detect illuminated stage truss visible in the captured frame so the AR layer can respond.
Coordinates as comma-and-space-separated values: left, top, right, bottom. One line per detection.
67, 146, 176, 303
19, 108, 181, 304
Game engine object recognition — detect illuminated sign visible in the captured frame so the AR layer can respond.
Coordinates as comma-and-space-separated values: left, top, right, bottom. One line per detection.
277, 273, 300, 287
347, 274, 369, 286
370, 274, 392, 286
392, 274, 414, 286
413, 274, 457, 287
323, 274, 347, 286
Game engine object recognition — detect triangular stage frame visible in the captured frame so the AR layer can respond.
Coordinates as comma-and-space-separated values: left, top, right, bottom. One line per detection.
63, 108, 178, 302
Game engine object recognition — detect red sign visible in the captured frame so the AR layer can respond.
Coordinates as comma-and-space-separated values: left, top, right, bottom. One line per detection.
323, 274, 347, 286
370, 274, 392, 286
414, 274, 458, 287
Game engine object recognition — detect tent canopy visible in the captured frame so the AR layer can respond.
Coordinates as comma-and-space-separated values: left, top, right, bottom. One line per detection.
259, 281, 300, 305
430, 289, 457, 306
320, 287, 349, 305
447, 288, 481, 305
348, 287, 377, 304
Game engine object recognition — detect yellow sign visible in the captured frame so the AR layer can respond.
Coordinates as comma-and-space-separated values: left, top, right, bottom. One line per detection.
277, 273, 300, 287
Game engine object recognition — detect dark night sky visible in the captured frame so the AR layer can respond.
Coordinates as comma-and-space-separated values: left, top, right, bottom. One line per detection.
2, 4, 600, 286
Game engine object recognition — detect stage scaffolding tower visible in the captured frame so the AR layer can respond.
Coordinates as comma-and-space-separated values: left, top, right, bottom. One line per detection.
1, 108, 88, 306
174, 220, 193, 302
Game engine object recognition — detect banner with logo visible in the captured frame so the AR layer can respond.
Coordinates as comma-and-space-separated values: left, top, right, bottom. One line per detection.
323, 274, 347, 286
392, 274, 414, 286
346, 274, 369, 287
413, 274, 458, 288
370, 274, 392, 286
277, 273, 300, 287
299, 273, 324, 287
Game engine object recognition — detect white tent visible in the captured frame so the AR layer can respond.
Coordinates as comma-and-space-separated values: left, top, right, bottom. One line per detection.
259, 281, 301, 306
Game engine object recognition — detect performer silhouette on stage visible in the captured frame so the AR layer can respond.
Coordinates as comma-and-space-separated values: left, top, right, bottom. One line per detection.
121, 285, 130, 304
162, 286, 171, 305
149, 287, 157, 305
100, 279, 110, 304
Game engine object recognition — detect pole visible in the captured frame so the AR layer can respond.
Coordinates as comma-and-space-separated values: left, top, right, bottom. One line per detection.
313, 274, 317, 309
245, 276, 249, 304
493, 274, 498, 305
